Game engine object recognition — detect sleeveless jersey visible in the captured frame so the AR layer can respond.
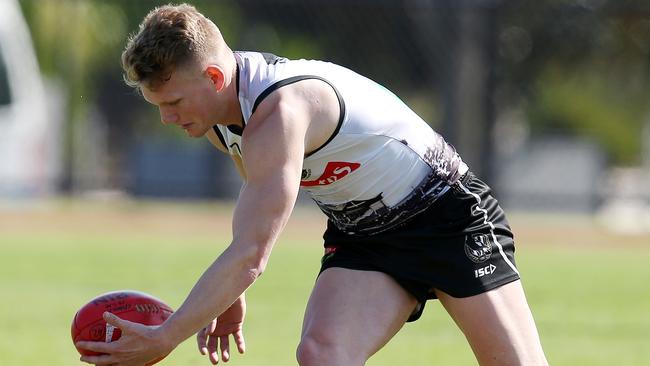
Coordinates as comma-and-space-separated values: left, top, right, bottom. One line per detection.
213, 52, 468, 235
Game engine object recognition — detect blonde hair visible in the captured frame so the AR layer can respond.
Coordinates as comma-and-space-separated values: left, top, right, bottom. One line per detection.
121, 3, 225, 90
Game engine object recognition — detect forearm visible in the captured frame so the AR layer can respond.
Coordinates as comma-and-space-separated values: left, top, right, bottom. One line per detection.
159, 242, 262, 347
158, 135, 299, 348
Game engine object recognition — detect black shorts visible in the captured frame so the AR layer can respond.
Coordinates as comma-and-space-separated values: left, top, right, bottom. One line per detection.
319, 172, 520, 322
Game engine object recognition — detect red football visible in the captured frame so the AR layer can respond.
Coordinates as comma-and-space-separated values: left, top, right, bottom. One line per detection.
71, 290, 174, 363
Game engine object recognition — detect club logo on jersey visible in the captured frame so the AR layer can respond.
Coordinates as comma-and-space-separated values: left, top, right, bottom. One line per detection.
464, 233, 493, 263
301, 169, 312, 180
300, 162, 361, 187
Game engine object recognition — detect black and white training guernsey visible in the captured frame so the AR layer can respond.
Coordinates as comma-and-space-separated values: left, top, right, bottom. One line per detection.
213, 51, 468, 235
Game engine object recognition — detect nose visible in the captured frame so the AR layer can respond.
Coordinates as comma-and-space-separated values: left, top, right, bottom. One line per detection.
160, 109, 179, 125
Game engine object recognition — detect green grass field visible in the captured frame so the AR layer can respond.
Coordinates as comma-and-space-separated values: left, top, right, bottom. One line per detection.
1, 200, 649, 365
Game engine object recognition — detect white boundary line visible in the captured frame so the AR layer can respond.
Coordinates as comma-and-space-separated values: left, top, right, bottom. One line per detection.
458, 182, 519, 275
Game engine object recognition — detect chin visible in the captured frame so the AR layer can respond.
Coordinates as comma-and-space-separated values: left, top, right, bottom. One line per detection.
187, 127, 209, 138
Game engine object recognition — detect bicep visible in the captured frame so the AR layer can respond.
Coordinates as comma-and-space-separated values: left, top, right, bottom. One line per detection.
231, 95, 309, 247
241, 99, 306, 195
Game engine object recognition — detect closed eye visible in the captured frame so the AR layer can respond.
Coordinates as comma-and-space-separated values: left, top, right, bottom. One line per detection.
162, 98, 181, 106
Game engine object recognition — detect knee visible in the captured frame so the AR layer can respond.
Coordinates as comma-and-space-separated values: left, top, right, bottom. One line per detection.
296, 333, 362, 366
296, 335, 337, 366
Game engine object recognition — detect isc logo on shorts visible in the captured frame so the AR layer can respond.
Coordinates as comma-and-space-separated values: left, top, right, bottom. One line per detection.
474, 264, 496, 278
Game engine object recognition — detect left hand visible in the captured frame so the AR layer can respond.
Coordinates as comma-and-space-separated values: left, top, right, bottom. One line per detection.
76, 312, 176, 366
197, 295, 246, 364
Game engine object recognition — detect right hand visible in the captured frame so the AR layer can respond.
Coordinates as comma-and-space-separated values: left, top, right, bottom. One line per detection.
196, 295, 246, 364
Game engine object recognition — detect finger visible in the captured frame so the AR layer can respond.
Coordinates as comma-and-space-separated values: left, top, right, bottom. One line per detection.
197, 327, 209, 355
207, 334, 219, 364
80, 354, 116, 366
220, 335, 230, 362
75, 340, 115, 354
199, 318, 218, 356
103, 312, 134, 332
233, 330, 246, 354
208, 318, 218, 333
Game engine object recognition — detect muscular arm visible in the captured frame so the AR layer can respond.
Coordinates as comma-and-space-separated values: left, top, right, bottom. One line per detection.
159, 90, 308, 347
76, 80, 340, 366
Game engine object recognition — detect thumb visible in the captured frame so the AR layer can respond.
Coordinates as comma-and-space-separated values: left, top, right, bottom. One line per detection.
103, 312, 133, 330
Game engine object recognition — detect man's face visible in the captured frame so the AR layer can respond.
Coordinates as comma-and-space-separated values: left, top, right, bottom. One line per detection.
141, 65, 220, 138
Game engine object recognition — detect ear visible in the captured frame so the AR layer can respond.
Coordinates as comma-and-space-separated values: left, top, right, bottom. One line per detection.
205, 65, 226, 92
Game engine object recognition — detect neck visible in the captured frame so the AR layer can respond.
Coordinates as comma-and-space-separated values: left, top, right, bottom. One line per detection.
225, 57, 243, 126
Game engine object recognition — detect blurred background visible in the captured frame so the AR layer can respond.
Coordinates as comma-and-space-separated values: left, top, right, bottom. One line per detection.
2, 1, 650, 365
1, 0, 649, 231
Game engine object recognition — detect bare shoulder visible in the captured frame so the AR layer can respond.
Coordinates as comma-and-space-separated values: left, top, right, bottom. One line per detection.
247, 79, 341, 154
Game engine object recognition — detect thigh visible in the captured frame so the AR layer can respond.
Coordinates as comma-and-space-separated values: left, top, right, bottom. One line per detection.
435, 280, 548, 366
301, 267, 418, 360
